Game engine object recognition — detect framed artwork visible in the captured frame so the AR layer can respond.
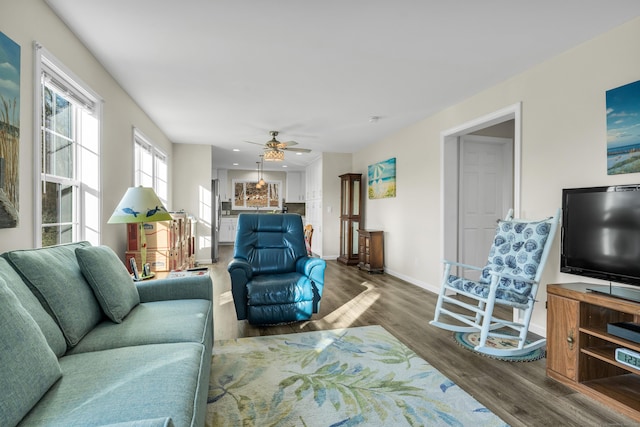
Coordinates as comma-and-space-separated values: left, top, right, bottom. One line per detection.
232, 180, 281, 210
607, 79, 640, 175
0, 32, 20, 228
368, 157, 396, 199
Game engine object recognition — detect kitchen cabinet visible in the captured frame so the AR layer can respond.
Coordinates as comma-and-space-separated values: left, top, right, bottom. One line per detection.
305, 158, 323, 256
219, 217, 237, 243
306, 159, 322, 201
217, 168, 229, 201
286, 171, 306, 202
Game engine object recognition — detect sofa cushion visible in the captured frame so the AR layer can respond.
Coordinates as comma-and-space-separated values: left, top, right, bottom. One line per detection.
67, 299, 212, 355
2, 241, 103, 346
0, 258, 67, 357
18, 343, 205, 427
0, 277, 62, 427
247, 272, 315, 305
76, 245, 140, 323
479, 218, 552, 301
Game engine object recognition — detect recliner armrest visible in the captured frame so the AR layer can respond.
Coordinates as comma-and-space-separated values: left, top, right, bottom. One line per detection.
136, 275, 212, 303
227, 258, 253, 320
296, 257, 326, 285
227, 258, 253, 280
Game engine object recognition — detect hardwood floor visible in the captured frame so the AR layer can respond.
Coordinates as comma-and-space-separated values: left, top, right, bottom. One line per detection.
209, 245, 638, 426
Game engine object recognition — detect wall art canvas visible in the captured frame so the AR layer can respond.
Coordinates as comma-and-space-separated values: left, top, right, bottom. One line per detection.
607, 79, 640, 175
0, 31, 20, 228
368, 157, 396, 199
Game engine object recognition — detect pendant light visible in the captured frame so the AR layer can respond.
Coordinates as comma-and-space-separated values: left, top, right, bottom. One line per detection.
258, 155, 266, 187
255, 161, 262, 189
255, 155, 266, 189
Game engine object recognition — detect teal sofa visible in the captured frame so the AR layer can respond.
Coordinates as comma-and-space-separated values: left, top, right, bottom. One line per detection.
0, 241, 213, 427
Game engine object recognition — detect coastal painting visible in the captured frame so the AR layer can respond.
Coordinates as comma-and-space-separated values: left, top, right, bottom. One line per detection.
0, 32, 20, 228
368, 157, 396, 199
607, 79, 640, 175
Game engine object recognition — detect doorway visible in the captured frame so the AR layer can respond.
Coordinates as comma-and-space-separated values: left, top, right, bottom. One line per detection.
458, 135, 513, 278
441, 103, 521, 269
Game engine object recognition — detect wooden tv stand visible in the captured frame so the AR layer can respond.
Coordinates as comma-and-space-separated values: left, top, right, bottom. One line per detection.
547, 283, 640, 421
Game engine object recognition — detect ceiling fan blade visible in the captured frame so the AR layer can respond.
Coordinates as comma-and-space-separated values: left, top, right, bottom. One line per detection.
244, 140, 265, 147
283, 147, 311, 153
281, 140, 298, 147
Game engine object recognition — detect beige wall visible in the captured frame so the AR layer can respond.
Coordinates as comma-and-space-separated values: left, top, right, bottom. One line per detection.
352, 16, 640, 335
0, 0, 173, 255
320, 153, 352, 259
173, 143, 211, 262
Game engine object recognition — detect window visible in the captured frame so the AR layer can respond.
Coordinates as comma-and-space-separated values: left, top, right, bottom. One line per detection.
232, 180, 281, 210
36, 45, 102, 248
133, 129, 168, 207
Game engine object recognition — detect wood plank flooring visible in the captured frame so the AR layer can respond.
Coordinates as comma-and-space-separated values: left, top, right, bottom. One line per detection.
209, 245, 638, 426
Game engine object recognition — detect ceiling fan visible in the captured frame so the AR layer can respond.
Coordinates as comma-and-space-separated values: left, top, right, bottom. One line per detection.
246, 131, 311, 161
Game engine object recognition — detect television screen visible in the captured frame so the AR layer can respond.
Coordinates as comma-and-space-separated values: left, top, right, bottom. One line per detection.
562, 185, 640, 286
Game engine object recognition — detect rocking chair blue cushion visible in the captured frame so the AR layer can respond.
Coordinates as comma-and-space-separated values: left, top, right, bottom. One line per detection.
430, 209, 561, 357
447, 218, 552, 305
227, 214, 326, 325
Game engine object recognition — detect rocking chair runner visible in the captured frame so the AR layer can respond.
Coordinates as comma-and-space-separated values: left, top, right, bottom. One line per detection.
430, 208, 561, 357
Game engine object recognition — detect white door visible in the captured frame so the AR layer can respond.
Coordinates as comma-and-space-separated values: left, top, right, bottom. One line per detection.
459, 136, 513, 279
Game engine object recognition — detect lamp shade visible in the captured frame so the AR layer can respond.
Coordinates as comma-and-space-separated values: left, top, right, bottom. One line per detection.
264, 150, 284, 161
107, 186, 172, 224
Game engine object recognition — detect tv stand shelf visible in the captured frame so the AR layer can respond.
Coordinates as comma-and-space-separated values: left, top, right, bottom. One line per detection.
547, 283, 640, 421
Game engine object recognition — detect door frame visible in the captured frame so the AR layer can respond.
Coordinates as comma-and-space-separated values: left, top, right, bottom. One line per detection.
440, 102, 522, 264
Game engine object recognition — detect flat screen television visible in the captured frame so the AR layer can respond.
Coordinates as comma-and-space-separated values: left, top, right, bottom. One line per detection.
561, 184, 640, 302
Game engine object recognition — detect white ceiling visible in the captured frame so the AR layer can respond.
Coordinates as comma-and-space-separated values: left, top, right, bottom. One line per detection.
45, 0, 640, 171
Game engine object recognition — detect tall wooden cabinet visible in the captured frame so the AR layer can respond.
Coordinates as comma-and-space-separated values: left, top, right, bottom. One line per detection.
337, 173, 362, 265
547, 283, 640, 421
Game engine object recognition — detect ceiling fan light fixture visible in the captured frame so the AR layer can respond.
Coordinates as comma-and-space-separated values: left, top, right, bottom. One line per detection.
264, 150, 284, 161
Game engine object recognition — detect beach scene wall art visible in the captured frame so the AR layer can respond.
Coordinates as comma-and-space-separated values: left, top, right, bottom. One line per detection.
607, 79, 640, 175
368, 157, 396, 199
0, 31, 20, 228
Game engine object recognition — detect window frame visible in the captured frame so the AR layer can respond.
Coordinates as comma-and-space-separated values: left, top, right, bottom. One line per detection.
34, 43, 103, 248
133, 128, 168, 208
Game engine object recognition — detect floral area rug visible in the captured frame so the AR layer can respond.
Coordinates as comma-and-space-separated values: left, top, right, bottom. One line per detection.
207, 325, 508, 426
453, 331, 545, 362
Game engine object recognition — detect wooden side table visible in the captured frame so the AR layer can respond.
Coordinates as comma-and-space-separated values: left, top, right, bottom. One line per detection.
358, 230, 384, 273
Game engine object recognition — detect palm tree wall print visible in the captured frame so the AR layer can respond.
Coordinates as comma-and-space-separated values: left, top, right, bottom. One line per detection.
0, 32, 20, 228
368, 157, 396, 199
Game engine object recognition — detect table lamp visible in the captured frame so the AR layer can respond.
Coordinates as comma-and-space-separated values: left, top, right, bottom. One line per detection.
108, 186, 172, 276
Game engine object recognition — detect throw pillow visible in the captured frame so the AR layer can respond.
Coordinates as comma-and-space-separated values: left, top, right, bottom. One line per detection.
0, 277, 62, 427
480, 218, 552, 299
0, 257, 67, 357
2, 241, 102, 347
76, 245, 140, 323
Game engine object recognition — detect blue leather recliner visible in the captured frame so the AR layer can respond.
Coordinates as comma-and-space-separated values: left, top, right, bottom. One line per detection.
227, 213, 327, 325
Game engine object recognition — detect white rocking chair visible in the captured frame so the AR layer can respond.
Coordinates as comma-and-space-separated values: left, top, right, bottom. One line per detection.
430, 209, 561, 357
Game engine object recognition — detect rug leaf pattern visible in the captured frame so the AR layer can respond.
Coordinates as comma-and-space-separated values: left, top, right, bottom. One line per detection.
207, 325, 508, 426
